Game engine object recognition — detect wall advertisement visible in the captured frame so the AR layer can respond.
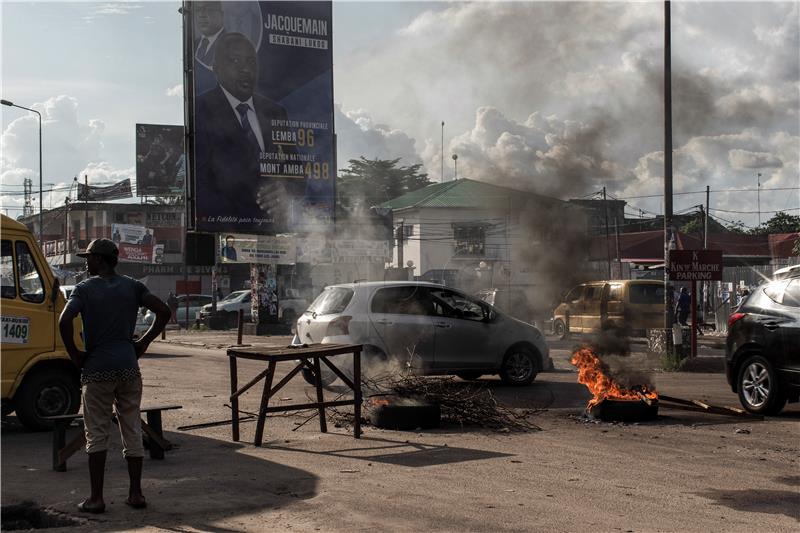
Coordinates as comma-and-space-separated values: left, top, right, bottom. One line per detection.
219, 233, 296, 264
191, 1, 334, 235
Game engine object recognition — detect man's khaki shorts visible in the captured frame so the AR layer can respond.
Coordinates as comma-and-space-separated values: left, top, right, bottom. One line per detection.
82, 378, 144, 457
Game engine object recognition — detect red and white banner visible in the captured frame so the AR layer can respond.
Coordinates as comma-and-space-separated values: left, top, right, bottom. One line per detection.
119, 243, 153, 263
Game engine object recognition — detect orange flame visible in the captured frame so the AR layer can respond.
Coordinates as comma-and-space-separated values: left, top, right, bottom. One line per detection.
370, 398, 390, 406
570, 346, 658, 408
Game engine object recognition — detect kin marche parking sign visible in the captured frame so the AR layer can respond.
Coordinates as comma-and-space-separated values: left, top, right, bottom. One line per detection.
669, 250, 723, 281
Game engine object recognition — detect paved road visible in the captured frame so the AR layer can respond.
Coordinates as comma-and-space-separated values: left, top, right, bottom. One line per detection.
2, 341, 798, 532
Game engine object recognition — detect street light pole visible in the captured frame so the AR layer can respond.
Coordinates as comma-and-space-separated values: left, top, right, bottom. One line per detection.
1, 99, 43, 247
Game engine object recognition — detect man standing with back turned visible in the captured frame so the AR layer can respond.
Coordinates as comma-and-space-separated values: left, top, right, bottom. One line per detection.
59, 238, 171, 514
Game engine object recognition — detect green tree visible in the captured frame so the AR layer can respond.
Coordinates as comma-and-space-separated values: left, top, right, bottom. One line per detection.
757, 211, 800, 234
337, 157, 430, 214
679, 214, 704, 235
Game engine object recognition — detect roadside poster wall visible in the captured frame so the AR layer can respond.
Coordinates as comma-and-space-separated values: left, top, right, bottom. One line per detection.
135, 124, 185, 196
219, 233, 296, 264
191, 1, 335, 235
295, 237, 391, 265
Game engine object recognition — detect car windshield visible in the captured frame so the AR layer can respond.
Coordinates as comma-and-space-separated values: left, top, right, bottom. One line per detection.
308, 287, 354, 315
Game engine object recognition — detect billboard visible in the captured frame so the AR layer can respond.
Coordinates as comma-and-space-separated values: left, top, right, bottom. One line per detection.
135, 124, 186, 196
190, 1, 334, 235
112, 223, 154, 245
77, 179, 132, 201
219, 233, 295, 264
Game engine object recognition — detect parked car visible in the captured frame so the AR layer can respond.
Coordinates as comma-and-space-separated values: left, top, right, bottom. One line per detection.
145, 294, 212, 326
133, 307, 150, 339
199, 290, 251, 328
296, 281, 551, 386
278, 288, 308, 326
725, 277, 800, 415
773, 264, 800, 280
552, 280, 664, 338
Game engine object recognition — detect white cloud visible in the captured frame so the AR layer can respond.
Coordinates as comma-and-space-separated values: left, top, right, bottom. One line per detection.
1, 95, 134, 217
166, 84, 183, 98
334, 105, 421, 169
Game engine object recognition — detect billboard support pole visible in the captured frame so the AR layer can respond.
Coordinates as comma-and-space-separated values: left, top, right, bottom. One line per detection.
663, 1, 675, 333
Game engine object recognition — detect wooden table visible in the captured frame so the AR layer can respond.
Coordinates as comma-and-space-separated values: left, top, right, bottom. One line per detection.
227, 343, 363, 446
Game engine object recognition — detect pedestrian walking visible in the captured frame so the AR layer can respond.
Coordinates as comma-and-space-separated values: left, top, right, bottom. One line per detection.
675, 287, 690, 325
59, 238, 171, 514
167, 291, 178, 324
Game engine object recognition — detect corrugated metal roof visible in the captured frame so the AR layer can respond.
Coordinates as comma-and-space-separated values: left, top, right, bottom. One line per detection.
379, 178, 567, 210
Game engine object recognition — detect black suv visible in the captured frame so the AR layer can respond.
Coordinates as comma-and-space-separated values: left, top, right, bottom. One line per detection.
725, 276, 800, 414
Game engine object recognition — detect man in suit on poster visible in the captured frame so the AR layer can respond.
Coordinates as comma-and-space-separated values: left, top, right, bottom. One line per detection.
195, 32, 303, 232
193, 1, 226, 67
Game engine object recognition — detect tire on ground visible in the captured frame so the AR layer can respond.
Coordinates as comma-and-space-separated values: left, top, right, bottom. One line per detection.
14, 366, 81, 431
737, 354, 786, 415
456, 372, 483, 381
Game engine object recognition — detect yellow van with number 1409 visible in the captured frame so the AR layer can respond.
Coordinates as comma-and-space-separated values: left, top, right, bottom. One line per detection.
1, 214, 81, 430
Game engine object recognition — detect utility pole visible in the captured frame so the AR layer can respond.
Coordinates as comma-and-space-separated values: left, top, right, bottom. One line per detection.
663, 0, 675, 330
396, 221, 404, 268
704, 186, 709, 250
757, 172, 762, 232
441, 121, 445, 183
452, 154, 458, 181
64, 197, 70, 264
23, 178, 33, 217
603, 187, 611, 278
84, 174, 89, 244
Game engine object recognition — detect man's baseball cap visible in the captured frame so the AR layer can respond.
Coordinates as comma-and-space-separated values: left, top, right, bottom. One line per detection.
77, 238, 119, 258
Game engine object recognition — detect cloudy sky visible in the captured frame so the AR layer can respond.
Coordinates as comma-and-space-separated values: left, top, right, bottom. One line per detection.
1, 0, 798, 229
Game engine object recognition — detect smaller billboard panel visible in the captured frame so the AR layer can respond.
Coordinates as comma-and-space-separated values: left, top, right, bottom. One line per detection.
135, 124, 185, 196
220, 234, 295, 264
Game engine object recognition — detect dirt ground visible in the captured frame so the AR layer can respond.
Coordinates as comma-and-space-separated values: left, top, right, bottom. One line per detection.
2, 331, 798, 532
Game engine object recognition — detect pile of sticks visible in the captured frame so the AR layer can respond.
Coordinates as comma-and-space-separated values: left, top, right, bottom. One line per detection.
360, 373, 542, 432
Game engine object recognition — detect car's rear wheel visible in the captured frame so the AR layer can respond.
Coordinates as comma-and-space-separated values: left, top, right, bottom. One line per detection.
15, 367, 81, 431
553, 319, 568, 340
737, 355, 786, 415
500, 347, 539, 386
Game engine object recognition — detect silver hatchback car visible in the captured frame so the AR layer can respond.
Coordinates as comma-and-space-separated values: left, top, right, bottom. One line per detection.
296, 281, 551, 385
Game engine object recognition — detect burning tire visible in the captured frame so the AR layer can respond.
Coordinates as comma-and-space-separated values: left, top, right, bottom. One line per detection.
737, 355, 786, 415
589, 399, 658, 422
500, 347, 539, 386
553, 319, 568, 340
456, 372, 483, 381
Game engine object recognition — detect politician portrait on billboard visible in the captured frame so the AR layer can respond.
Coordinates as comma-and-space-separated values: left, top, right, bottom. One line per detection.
136, 124, 186, 196
191, 1, 334, 235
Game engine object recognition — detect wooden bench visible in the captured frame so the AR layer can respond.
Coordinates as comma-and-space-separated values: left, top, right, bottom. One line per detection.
46, 404, 182, 472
